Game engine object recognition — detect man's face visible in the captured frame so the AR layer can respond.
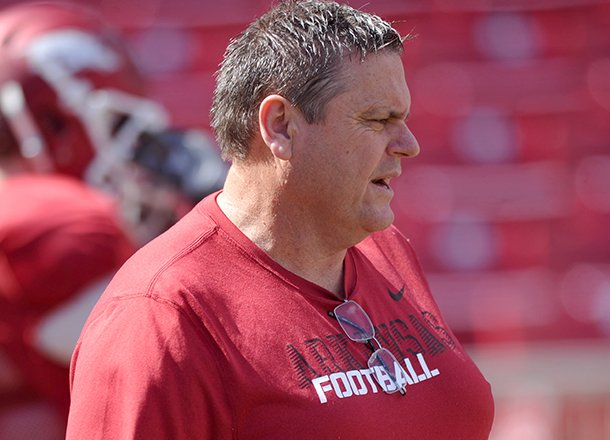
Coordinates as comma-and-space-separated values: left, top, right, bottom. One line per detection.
290, 52, 419, 246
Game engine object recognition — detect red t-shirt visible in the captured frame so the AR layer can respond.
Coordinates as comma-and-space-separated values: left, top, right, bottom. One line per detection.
68, 192, 494, 439
0, 175, 137, 419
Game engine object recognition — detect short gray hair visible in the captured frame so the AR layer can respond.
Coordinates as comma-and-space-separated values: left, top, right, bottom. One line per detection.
210, 0, 405, 161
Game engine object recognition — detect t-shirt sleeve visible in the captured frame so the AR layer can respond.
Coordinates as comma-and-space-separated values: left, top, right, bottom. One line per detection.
66, 295, 231, 440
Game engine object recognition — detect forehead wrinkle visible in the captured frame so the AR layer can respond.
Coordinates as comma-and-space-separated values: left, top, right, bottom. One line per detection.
359, 98, 410, 119
357, 84, 410, 118
331, 53, 411, 118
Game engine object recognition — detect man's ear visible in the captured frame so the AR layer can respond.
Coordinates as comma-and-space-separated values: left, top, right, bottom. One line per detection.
259, 94, 294, 160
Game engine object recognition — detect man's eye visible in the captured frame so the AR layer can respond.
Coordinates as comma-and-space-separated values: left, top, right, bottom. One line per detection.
371, 118, 389, 125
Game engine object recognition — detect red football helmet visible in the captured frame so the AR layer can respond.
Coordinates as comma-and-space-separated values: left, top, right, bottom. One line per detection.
0, 2, 169, 181
0, 2, 227, 243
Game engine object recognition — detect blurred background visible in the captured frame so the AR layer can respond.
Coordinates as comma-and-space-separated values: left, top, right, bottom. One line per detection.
1, 0, 609, 438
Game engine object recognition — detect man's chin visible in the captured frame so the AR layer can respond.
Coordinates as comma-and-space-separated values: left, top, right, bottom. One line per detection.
362, 208, 394, 234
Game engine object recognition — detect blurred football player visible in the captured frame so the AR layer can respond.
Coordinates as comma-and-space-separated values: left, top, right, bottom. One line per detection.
0, 1, 226, 243
0, 2, 226, 438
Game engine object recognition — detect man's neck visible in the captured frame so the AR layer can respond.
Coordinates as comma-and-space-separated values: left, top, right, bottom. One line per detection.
218, 165, 347, 297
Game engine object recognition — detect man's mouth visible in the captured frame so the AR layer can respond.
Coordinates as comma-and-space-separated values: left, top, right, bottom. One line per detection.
371, 178, 390, 189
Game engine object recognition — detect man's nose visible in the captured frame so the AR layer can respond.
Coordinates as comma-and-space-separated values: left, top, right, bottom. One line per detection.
387, 123, 420, 158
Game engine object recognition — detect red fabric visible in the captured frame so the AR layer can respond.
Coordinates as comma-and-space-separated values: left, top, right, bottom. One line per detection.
0, 175, 137, 426
68, 191, 494, 439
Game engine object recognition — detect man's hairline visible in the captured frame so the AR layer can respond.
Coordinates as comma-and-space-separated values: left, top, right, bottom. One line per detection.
225, 49, 405, 163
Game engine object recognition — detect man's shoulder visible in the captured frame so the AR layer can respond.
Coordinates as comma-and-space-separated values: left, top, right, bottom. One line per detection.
104, 197, 232, 303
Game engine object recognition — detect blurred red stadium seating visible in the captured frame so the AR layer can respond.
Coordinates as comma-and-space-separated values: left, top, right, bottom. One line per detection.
1, 0, 606, 346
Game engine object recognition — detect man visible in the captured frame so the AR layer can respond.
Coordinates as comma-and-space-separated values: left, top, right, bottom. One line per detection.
0, 2, 225, 438
67, 1, 495, 439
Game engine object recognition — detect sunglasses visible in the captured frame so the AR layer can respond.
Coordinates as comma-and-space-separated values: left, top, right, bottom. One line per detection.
332, 300, 407, 396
